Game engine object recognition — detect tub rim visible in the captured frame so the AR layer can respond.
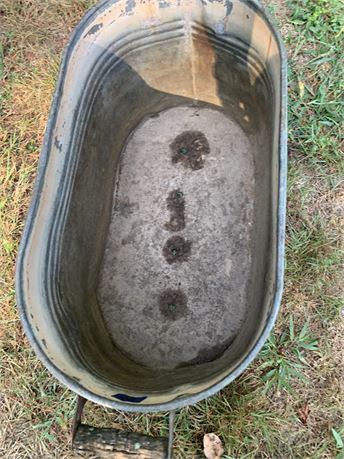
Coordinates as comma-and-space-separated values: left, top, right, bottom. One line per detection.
16, 0, 287, 412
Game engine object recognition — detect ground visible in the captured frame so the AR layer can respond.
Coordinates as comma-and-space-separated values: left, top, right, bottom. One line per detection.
0, 0, 343, 458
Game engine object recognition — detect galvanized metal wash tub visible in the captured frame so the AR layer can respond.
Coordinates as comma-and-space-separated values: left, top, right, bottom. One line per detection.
16, 0, 287, 416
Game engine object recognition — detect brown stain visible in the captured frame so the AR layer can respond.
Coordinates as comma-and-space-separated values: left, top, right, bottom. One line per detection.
165, 189, 185, 232
170, 131, 210, 170
163, 235, 192, 263
191, 27, 222, 106
159, 288, 187, 320
179, 335, 236, 366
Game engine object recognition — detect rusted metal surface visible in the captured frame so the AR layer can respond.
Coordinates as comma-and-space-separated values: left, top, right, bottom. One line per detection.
72, 396, 87, 443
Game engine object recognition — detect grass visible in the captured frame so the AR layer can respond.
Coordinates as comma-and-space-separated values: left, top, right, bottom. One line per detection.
0, 0, 343, 457
257, 317, 320, 394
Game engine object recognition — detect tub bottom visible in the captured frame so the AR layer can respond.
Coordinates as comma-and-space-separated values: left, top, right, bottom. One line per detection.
98, 105, 255, 369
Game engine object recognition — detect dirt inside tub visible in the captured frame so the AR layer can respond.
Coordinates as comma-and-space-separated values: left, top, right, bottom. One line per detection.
97, 106, 254, 369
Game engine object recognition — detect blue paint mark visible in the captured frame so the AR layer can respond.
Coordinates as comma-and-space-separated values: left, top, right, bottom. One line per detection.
112, 393, 147, 403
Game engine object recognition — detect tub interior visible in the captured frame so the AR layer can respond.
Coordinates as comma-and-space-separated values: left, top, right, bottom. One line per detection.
22, 0, 283, 403
98, 104, 256, 370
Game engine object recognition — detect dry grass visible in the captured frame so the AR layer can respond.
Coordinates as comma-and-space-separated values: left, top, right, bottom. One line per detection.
1, 0, 343, 458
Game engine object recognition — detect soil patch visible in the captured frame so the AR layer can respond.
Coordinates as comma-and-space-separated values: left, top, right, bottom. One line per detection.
165, 188, 185, 232
163, 235, 192, 263
170, 130, 210, 170
159, 288, 188, 320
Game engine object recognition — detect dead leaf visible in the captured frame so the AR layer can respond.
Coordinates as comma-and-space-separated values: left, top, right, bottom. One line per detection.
203, 433, 224, 459
298, 402, 310, 425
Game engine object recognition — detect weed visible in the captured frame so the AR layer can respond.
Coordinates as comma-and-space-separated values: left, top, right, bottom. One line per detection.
331, 427, 344, 450
258, 316, 319, 393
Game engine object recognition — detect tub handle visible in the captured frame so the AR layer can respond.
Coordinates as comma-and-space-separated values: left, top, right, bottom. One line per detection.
72, 396, 175, 458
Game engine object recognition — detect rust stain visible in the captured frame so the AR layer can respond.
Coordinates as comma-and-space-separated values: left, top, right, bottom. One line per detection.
191, 26, 222, 105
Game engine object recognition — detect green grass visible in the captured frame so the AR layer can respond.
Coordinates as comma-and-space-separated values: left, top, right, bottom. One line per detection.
257, 317, 319, 393
1, 0, 343, 458
287, 0, 343, 172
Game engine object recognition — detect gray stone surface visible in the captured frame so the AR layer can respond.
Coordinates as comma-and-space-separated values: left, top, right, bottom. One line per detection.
98, 106, 255, 369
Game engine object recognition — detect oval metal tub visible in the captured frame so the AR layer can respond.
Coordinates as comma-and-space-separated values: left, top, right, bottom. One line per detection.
16, 0, 287, 412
